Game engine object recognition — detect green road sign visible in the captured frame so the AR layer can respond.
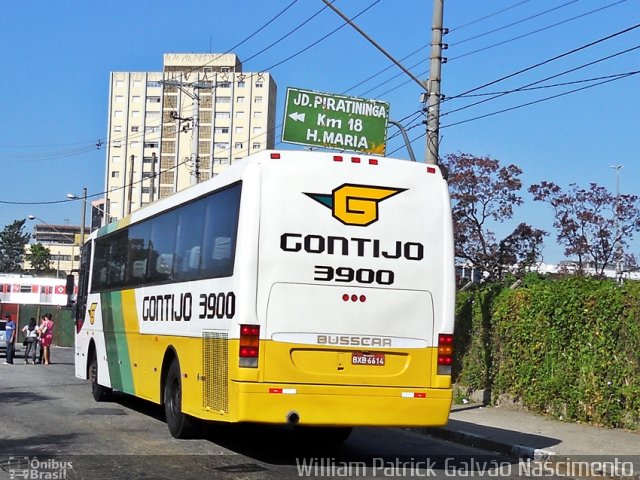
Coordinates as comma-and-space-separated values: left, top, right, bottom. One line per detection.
281, 87, 389, 155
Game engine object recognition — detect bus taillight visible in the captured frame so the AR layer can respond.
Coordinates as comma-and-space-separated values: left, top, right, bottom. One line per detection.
239, 324, 260, 368
437, 333, 454, 375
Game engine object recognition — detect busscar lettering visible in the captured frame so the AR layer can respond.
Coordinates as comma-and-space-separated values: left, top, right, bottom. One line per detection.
317, 334, 392, 347
280, 233, 424, 261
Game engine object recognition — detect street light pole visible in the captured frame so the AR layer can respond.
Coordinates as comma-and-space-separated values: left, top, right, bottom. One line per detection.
80, 187, 87, 246
67, 191, 112, 228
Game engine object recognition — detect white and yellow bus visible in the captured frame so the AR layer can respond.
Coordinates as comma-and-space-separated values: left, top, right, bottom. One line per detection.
74, 149, 455, 440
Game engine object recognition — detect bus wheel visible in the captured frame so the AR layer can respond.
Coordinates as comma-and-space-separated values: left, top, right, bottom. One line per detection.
89, 352, 112, 402
164, 359, 196, 439
294, 426, 353, 445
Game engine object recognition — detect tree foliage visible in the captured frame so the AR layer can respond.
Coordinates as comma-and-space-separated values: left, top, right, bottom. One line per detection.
0, 219, 31, 273
443, 153, 546, 279
27, 242, 53, 275
529, 181, 640, 275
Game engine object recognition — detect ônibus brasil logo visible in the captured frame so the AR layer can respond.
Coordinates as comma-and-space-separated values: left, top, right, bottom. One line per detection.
304, 184, 406, 226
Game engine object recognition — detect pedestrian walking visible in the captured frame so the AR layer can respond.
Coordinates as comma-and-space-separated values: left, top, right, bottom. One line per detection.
3, 313, 17, 364
40, 313, 54, 365
22, 317, 39, 364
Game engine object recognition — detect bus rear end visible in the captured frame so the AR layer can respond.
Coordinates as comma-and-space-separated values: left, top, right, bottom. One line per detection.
236, 150, 455, 428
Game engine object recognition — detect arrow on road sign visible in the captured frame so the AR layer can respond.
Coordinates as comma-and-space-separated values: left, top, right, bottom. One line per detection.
288, 112, 306, 122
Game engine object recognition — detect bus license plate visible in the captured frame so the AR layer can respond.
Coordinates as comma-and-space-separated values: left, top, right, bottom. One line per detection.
351, 352, 385, 366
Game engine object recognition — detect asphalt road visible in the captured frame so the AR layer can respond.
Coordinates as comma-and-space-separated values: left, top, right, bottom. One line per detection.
0, 346, 519, 479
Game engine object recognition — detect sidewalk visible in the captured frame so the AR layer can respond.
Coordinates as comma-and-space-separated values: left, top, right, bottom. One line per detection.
425, 403, 640, 478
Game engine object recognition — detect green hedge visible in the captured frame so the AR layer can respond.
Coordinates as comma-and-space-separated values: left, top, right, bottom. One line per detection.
454, 276, 640, 429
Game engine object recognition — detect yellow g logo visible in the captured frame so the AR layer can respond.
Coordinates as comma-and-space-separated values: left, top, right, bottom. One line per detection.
305, 184, 406, 226
88, 303, 98, 325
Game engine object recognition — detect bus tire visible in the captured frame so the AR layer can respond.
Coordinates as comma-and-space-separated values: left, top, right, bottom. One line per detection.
164, 359, 196, 439
89, 352, 112, 402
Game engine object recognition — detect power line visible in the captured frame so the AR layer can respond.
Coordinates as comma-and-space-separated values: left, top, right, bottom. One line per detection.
441, 70, 640, 128
448, 0, 532, 34
448, 0, 629, 62
442, 43, 640, 117
450, 0, 581, 47
260, 1, 381, 72
448, 22, 640, 99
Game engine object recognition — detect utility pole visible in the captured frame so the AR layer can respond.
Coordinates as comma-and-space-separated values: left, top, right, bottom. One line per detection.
150, 152, 157, 202
127, 154, 135, 215
163, 80, 206, 186
426, 0, 445, 165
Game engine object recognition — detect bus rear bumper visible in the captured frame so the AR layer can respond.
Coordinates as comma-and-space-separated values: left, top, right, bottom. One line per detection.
231, 382, 453, 427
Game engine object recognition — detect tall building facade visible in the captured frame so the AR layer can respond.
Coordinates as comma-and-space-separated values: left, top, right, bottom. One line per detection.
24, 224, 89, 276
105, 53, 277, 219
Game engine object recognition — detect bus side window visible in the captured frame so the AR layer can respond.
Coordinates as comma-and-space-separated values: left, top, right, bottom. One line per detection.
174, 198, 206, 281
147, 210, 178, 283
201, 184, 241, 278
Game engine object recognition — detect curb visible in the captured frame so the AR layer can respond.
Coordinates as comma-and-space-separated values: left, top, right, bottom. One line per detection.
421, 427, 640, 480
420, 427, 554, 461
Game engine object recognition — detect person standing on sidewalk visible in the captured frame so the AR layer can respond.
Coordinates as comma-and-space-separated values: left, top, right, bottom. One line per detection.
22, 317, 39, 364
3, 313, 17, 364
40, 313, 54, 365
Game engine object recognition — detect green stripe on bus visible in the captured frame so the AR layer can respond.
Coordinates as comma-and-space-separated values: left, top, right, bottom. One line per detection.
101, 291, 135, 395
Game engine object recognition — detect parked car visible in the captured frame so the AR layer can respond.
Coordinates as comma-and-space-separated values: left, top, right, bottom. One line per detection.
0, 319, 6, 349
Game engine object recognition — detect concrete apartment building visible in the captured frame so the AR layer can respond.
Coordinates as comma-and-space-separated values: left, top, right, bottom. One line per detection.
105, 53, 277, 219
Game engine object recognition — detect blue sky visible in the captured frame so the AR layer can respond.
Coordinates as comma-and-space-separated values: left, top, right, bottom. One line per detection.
1, 0, 638, 263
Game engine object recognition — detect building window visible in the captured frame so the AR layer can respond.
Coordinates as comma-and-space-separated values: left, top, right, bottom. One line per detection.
234, 142, 244, 149
133, 80, 142, 88
213, 157, 229, 165
132, 111, 140, 118
198, 141, 211, 154
112, 171, 120, 178
112, 141, 122, 148
131, 126, 139, 133
235, 127, 244, 134
147, 81, 162, 88
114, 111, 123, 118
236, 111, 245, 119
236, 96, 245, 104
214, 142, 229, 150
115, 95, 124, 103
147, 96, 161, 103
255, 82, 263, 88
215, 112, 231, 119
254, 96, 263, 104
217, 82, 230, 88
111, 156, 121, 163
216, 96, 231, 104
214, 127, 229, 134
253, 127, 262, 134
146, 111, 161, 119
113, 125, 122, 133
237, 81, 245, 88
252, 143, 261, 150
253, 111, 263, 118
143, 156, 157, 164
144, 142, 159, 148
115, 80, 124, 88
132, 96, 141, 103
